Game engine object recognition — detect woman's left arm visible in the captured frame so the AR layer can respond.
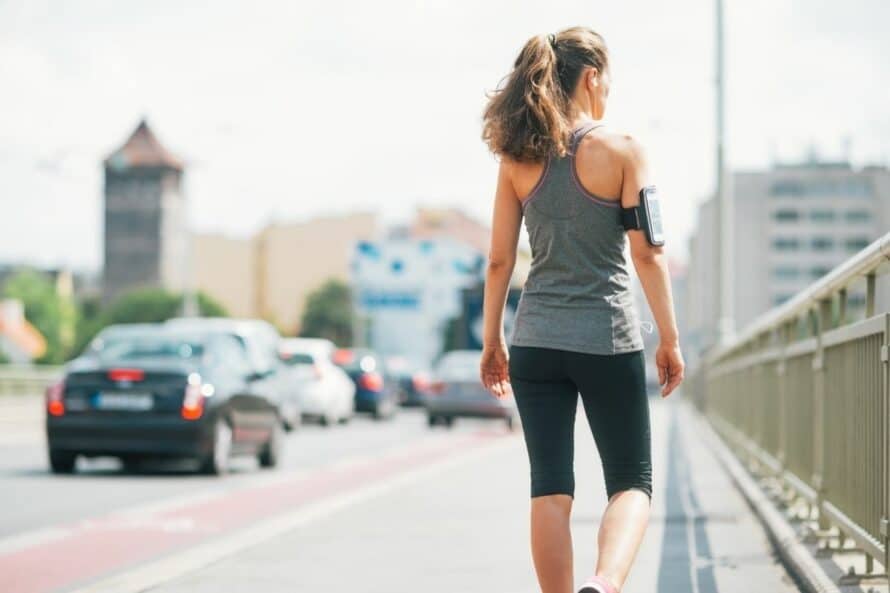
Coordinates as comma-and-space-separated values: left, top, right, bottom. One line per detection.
480, 159, 522, 398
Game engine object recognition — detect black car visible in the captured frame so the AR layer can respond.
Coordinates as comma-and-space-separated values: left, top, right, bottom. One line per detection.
45, 324, 283, 475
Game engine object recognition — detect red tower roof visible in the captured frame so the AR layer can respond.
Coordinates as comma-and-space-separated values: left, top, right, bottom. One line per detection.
104, 119, 183, 171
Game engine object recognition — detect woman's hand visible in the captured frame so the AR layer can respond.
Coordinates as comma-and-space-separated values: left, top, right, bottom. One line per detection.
655, 341, 685, 398
480, 342, 513, 399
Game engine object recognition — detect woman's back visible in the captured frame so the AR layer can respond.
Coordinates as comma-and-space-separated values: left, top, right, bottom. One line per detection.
509, 121, 644, 355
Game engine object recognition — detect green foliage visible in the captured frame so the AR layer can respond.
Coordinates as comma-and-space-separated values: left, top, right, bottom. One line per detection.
2, 269, 76, 364
298, 278, 354, 346
71, 289, 230, 358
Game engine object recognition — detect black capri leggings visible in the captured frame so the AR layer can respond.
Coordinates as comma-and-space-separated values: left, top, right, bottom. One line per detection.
508, 344, 652, 501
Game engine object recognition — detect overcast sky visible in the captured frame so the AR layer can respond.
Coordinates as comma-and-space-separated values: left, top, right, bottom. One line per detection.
2, 0, 888, 271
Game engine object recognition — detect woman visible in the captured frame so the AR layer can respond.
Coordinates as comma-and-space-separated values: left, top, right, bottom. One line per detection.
478, 27, 685, 593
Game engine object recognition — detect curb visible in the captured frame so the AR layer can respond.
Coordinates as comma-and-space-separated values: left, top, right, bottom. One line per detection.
690, 406, 842, 593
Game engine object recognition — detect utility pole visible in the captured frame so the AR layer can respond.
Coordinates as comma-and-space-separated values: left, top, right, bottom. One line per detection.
715, 0, 735, 346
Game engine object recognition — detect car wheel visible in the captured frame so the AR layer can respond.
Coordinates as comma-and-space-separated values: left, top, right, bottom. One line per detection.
200, 418, 232, 476
49, 450, 76, 474
443, 416, 455, 428
427, 414, 439, 427
259, 422, 283, 469
505, 415, 516, 431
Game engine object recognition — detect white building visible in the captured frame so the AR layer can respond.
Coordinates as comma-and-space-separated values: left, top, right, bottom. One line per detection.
686, 159, 890, 355
350, 237, 485, 368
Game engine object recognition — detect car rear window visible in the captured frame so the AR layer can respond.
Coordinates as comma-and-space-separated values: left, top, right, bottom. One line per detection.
279, 352, 314, 366
435, 353, 482, 381
94, 334, 205, 361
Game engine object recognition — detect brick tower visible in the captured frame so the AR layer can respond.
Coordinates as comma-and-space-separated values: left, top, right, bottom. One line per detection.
102, 119, 188, 305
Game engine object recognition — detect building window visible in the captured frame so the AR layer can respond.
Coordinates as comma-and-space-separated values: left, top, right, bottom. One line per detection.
845, 210, 871, 223
810, 210, 835, 222
773, 209, 799, 222
772, 237, 799, 250
844, 179, 871, 196
810, 266, 831, 279
390, 259, 404, 273
811, 237, 834, 251
845, 237, 870, 251
770, 181, 804, 197
772, 266, 799, 279
774, 294, 793, 306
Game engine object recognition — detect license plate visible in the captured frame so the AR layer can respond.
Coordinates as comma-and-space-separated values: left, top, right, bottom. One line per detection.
94, 392, 154, 411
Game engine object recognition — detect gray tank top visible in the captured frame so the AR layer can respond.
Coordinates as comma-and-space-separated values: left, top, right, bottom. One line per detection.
509, 121, 645, 355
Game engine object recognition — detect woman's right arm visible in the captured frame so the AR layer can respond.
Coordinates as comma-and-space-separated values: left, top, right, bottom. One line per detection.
619, 135, 685, 398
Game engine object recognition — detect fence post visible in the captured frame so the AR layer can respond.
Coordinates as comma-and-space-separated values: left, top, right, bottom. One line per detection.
777, 321, 792, 470
872, 312, 890, 574
813, 300, 832, 531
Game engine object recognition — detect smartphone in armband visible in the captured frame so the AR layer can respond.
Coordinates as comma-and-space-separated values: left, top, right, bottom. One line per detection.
620, 185, 665, 246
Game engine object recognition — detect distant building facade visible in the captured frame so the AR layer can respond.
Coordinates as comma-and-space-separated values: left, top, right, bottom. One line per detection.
193, 212, 380, 334
350, 237, 485, 368
686, 159, 890, 354
102, 120, 188, 304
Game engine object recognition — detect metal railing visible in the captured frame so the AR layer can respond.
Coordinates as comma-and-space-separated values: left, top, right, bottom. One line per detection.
692, 231, 890, 578
0, 364, 63, 396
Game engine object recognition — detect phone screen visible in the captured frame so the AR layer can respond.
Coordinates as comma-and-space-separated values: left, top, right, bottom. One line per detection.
645, 188, 664, 243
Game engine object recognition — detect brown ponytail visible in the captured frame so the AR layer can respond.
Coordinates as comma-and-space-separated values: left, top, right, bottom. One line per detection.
481, 27, 610, 162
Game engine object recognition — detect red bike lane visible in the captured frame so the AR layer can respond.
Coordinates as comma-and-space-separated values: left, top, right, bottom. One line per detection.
1, 428, 507, 593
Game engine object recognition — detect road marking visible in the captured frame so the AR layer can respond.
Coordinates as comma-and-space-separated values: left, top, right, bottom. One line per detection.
0, 427, 517, 593
0, 429, 459, 557
68, 433, 517, 593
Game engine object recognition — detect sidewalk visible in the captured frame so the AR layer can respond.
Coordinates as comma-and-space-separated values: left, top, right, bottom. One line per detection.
87, 398, 798, 593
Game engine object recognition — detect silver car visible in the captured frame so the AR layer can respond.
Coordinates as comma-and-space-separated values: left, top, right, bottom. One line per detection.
424, 349, 518, 430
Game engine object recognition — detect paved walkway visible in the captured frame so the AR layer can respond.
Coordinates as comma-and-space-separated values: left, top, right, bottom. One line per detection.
130, 398, 798, 593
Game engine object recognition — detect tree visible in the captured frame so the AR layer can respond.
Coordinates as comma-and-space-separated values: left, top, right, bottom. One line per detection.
298, 279, 354, 345
3, 269, 76, 364
71, 288, 229, 358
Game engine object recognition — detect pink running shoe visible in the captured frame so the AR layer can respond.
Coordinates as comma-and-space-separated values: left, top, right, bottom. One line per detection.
577, 575, 618, 593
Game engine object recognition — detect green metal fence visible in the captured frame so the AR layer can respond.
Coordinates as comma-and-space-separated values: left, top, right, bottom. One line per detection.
692, 232, 890, 576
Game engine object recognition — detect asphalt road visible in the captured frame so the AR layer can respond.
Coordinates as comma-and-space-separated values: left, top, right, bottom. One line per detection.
0, 396, 480, 539
0, 394, 803, 593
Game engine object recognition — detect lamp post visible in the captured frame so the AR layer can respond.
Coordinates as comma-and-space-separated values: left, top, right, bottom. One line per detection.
715, 0, 735, 346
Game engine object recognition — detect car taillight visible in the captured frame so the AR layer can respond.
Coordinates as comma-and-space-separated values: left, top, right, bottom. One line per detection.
411, 371, 431, 393
46, 379, 65, 416
181, 373, 214, 421
427, 380, 446, 395
332, 348, 354, 365
358, 372, 383, 391
108, 368, 145, 382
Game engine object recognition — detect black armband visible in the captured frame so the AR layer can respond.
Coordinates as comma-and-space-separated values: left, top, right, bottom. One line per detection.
620, 185, 665, 246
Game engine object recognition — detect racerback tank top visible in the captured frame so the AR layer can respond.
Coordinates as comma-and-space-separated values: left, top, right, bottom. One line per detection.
509, 121, 645, 355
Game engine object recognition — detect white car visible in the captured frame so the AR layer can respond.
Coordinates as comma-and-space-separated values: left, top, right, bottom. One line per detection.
278, 338, 355, 426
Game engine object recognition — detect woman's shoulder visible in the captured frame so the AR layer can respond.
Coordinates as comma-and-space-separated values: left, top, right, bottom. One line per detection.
583, 126, 647, 161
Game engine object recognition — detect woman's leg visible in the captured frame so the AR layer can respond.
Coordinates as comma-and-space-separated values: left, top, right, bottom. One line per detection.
567, 349, 652, 592
509, 345, 579, 593
594, 489, 650, 590
530, 494, 574, 593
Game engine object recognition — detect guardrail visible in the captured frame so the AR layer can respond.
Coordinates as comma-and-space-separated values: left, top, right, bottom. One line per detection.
0, 364, 63, 396
691, 231, 890, 580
